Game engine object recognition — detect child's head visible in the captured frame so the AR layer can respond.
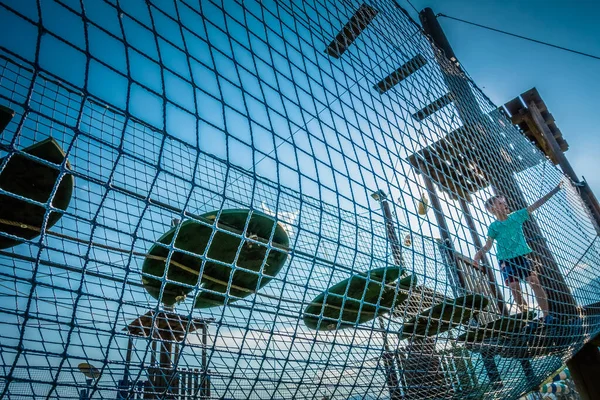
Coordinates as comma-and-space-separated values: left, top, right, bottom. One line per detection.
485, 195, 509, 216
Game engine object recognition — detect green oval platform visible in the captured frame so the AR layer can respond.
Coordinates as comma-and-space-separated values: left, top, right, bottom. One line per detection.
400, 294, 489, 339
303, 267, 417, 331
0, 138, 73, 249
142, 209, 290, 307
461, 313, 585, 359
456, 310, 537, 343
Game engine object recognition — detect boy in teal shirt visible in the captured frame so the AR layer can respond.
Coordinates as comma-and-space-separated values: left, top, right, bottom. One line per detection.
473, 182, 563, 324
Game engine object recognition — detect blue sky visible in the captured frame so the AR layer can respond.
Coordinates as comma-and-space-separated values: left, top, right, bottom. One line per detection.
403, 0, 600, 195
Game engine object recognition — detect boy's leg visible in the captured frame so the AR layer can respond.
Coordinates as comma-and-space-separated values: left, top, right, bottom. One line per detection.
509, 281, 527, 311
502, 261, 528, 312
526, 272, 549, 317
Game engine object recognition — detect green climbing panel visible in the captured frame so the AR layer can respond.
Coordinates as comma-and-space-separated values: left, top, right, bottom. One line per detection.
142, 209, 290, 307
0, 138, 73, 249
401, 294, 489, 339
303, 267, 417, 331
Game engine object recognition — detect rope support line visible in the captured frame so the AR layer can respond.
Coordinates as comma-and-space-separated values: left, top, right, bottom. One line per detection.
437, 13, 600, 61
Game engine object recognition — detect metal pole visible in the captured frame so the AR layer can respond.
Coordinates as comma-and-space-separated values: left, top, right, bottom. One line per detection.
381, 199, 404, 267
378, 317, 402, 400
125, 338, 133, 382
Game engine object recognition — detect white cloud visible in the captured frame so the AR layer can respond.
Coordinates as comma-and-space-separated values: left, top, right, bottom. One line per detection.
260, 202, 299, 236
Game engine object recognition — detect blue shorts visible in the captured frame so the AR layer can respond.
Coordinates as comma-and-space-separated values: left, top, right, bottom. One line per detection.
500, 255, 532, 285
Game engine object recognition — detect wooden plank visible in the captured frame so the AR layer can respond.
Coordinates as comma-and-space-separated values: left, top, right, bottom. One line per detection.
521, 88, 548, 113
414, 156, 472, 200
426, 154, 475, 192
503, 96, 524, 117
542, 110, 555, 124
407, 120, 520, 200
324, 3, 378, 58
549, 123, 565, 140
557, 138, 569, 152
412, 92, 454, 121
427, 132, 490, 189
408, 133, 490, 197
374, 54, 427, 94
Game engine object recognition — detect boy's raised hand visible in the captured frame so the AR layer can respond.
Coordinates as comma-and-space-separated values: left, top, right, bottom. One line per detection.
472, 257, 484, 272
552, 180, 565, 195
529, 180, 565, 212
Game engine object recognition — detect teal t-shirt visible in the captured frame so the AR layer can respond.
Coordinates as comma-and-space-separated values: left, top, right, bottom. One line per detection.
487, 208, 533, 261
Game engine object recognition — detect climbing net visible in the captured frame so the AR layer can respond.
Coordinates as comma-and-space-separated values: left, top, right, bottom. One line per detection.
0, 0, 598, 399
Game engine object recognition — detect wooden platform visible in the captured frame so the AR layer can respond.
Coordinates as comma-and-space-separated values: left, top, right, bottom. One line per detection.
407, 126, 491, 201
124, 311, 209, 342
501, 87, 569, 164
408, 107, 541, 202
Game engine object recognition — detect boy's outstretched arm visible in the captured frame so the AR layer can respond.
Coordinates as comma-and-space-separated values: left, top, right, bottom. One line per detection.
473, 238, 494, 270
527, 182, 564, 213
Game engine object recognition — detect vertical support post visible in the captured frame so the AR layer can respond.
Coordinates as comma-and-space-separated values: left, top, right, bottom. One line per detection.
370, 190, 401, 400
150, 340, 157, 367
187, 369, 193, 398
381, 199, 404, 268
195, 368, 200, 398
526, 101, 600, 232
159, 341, 172, 396
421, 175, 451, 242
117, 338, 135, 399
173, 343, 180, 396
566, 342, 600, 400
79, 378, 92, 400
125, 338, 133, 380
201, 323, 209, 398
422, 174, 467, 289
378, 317, 402, 400
146, 340, 158, 400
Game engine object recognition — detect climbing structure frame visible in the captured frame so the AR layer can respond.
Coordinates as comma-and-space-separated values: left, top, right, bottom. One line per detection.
0, 1, 599, 399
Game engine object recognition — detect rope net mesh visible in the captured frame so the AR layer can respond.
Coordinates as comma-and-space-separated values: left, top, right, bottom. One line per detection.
0, 0, 598, 399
